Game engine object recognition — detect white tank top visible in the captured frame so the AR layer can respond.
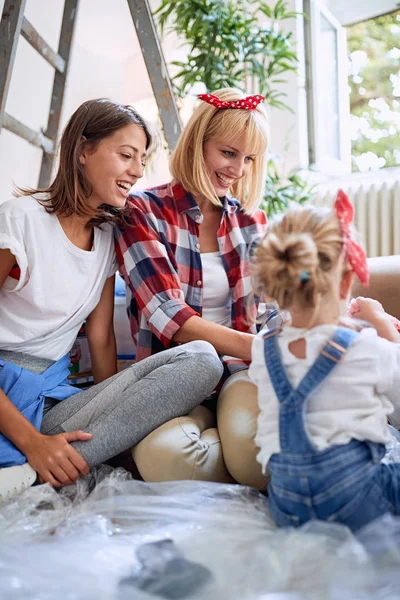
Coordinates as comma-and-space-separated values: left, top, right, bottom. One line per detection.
200, 251, 231, 328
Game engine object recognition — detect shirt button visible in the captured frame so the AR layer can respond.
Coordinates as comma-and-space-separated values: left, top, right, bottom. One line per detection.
195, 214, 202, 222
196, 280, 202, 286
195, 243, 200, 250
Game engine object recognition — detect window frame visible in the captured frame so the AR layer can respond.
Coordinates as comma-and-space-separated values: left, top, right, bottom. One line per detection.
304, 0, 351, 176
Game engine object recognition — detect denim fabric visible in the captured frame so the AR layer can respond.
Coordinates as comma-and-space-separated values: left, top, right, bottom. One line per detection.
263, 327, 400, 532
0, 354, 80, 467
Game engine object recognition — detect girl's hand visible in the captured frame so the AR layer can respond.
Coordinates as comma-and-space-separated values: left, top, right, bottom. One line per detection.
24, 430, 92, 487
350, 296, 400, 342
349, 297, 385, 324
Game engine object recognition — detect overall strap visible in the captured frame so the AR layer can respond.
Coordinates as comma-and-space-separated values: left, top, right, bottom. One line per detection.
296, 327, 358, 402
263, 328, 294, 404
262, 326, 359, 454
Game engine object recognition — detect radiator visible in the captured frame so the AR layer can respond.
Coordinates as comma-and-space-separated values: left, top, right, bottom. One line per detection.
312, 178, 400, 258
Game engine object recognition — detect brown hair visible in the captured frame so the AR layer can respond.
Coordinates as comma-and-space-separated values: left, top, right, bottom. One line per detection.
17, 99, 152, 227
170, 88, 269, 215
253, 205, 345, 310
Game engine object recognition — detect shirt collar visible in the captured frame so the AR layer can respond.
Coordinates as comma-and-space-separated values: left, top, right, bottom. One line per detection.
171, 180, 240, 216
223, 195, 241, 214
171, 181, 198, 214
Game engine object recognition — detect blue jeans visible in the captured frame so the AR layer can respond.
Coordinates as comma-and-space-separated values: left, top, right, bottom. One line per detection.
263, 327, 400, 532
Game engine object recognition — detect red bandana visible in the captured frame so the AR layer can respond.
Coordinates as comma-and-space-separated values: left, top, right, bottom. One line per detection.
334, 189, 369, 287
198, 93, 265, 110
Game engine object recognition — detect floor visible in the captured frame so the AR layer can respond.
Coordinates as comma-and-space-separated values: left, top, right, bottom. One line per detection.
0, 464, 399, 599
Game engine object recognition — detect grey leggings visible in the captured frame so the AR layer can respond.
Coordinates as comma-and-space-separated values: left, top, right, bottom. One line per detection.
40, 341, 223, 467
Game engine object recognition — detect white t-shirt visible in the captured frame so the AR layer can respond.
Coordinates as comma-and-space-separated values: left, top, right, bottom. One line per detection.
0, 196, 117, 360
201, 251, 231, 328
249, 325, 400, 473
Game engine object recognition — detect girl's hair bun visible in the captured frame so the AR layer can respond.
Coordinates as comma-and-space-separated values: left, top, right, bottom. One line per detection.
253, 206, 344, 309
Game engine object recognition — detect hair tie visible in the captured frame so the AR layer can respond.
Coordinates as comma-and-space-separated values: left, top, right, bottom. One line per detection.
299, 270, 309, 283
334, 190, 369, 287
198, 93, 265, 111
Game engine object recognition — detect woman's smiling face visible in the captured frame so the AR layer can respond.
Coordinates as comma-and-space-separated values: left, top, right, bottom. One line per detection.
203, 136, 257, 197
80, 123, 148, 209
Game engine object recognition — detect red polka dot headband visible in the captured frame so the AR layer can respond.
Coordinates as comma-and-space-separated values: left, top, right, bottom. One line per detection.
334, 189, 369, 287
198, 93, 265, 110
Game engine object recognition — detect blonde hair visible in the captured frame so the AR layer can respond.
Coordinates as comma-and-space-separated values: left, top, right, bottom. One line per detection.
170, 88, 269, 215
253, 205, 345, 310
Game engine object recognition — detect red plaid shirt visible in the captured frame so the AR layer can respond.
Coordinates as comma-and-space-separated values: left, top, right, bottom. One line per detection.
115, 181, 267, 374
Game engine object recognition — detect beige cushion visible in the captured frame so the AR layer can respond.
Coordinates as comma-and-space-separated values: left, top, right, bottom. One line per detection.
352, 255, 400, 319
133, 372, 270, 490
217, 371, 270, 490
133, 405, 234, 483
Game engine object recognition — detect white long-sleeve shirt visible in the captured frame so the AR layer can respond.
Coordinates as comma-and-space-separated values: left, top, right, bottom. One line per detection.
249, 325, 400, 473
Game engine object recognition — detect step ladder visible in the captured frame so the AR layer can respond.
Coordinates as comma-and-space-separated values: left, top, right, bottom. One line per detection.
0, 0, 182, 188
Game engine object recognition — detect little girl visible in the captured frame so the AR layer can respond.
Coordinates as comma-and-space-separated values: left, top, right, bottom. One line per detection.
0, 98, 222, 501
249, 191, 400, 531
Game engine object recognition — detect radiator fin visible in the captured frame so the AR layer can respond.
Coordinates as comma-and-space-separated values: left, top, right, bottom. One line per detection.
312, 181, 400, 257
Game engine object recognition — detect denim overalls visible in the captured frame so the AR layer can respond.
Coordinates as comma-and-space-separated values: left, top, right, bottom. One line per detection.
263, 326, 400, 532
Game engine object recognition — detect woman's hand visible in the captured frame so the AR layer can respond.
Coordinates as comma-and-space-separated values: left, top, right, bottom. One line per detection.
0, 389, 91, 488
24, 430, 92, 487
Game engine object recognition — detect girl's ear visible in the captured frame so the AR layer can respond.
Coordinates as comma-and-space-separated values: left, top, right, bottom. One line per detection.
340, 269, 355, 300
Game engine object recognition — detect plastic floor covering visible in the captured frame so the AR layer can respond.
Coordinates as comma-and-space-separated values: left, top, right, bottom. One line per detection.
2, 428, 400, 599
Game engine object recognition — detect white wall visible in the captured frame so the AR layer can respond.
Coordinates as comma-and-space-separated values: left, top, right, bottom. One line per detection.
0, 0, 310, 202
1, 0, 396, 202
0, 0, 174, 203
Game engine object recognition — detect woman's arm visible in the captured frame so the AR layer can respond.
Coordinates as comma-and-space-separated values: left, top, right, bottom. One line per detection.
0, 388, 91, 486
86, 276, 118, 383
173, 316, 254, 361
0, 250, 91, 486
115, 201, 198, 348
116, 200, 254, 360
0, 248, 16, 287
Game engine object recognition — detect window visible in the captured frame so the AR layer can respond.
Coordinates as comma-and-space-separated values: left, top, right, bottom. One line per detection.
304, 1, 400, 176
348, 10, 400, 172
304, 0, 350, 175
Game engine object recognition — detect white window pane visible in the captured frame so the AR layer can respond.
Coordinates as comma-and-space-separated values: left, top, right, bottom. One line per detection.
319, 14, 340, 160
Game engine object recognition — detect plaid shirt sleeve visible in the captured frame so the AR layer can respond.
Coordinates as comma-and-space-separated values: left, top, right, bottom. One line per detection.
115, 198, 198, 348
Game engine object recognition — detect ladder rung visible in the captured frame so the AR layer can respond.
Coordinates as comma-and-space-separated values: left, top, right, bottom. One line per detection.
21, 17, 65, 73
4, 113, 54, 154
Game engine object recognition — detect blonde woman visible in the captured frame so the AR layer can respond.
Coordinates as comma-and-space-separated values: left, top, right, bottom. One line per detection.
116, 88, 270, 487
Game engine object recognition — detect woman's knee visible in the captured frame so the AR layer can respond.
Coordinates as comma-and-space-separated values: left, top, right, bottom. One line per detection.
133, 405, 233, 483
217, 372, 269, 490
180, 340, 224, 389
182, 340, 222, 366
